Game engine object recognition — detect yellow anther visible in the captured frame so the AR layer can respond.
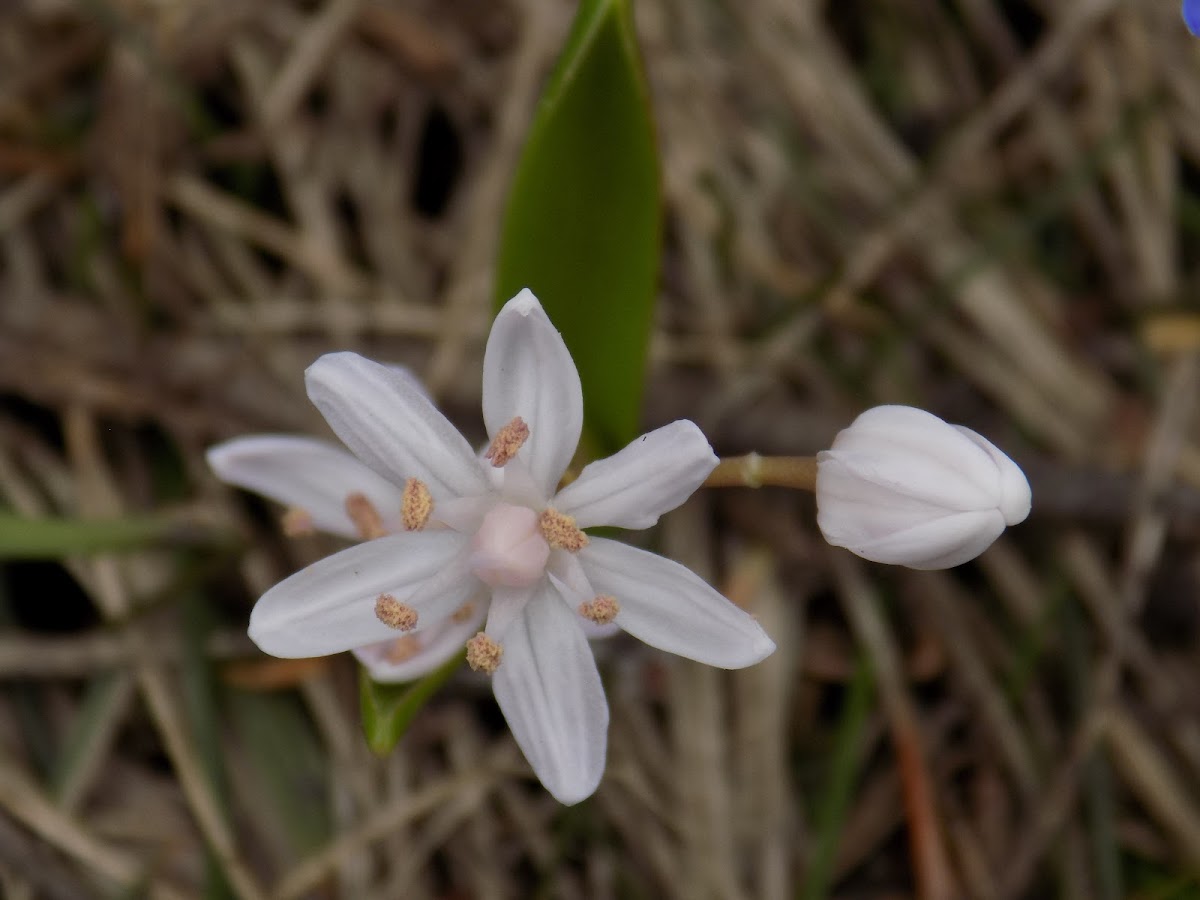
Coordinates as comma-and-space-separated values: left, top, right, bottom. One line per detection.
375, 594, 418, 631
538, 508, 588, 551
579, 595, 620, 625
485, 416, 530, 468
465, 633, 503, 674
346, 492, 387, 540
450, 602, 476, 624
280, 507, 315, 537
401, 478, 433, 531
384, 635, 422, 664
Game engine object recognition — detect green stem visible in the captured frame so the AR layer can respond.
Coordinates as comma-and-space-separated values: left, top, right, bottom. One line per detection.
359, 651, 466, 756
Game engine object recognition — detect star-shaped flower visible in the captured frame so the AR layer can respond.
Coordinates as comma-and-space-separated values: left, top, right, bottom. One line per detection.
209, 289, 775, 804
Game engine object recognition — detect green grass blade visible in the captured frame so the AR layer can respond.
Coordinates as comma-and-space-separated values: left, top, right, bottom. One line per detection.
0, 510, 224, 558
799, 655, 874, 900
49, 670, 134, 808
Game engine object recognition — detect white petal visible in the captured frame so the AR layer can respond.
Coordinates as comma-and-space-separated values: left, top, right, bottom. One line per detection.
482, 289, 583, 497
207, 435, 402, 539
492, 581, 608, 805
306, 352, 487, 499
498, 458, 549, 508
485, 586, 532, 642
433, 494, 496, 533
353, 599, 486, 683
383, 364, 434, 403
819, 445, 995, 513
577, 538, 776, 669
815, 454, 952, 542
579, 620, 621, 640
828, 508, 1005, 569
553, 421, 718, 530
830, 406, 1001, 508
545, 568, 622, 640
953, 426, 1031, 525
248, 531, 473, 658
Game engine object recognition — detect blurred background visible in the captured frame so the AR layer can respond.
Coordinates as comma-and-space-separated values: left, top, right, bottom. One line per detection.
1, 0, 1199, 897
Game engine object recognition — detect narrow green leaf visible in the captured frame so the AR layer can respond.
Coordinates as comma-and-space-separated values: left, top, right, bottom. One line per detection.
226, 690, 330, 857
179, 593, 236, 900
50, 671, 135, 808
495, 0, 661, 454
0, 510, 228, 558
799, 655, 874, 900
359, 651, 465, 756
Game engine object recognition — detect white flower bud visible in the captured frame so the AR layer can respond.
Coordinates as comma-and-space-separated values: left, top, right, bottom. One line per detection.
816, 406, 1031, 570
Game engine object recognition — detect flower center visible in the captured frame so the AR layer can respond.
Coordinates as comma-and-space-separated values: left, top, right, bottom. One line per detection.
468, 503, 550, 588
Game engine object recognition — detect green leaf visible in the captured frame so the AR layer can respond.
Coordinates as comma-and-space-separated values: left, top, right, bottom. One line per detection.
49, 671, 135, 808
359, 651, 465, 756
226, 690, 330, 857
799, 654, 874, 900
179, 593, 237, 900
495, 0, 661, 454
0, 510, 229, 558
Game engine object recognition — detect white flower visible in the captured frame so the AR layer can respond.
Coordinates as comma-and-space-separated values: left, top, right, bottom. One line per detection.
208, 289, 775, 804
206, 427, 621, 683
816, 405, 1031, 570
206, 432, 492, 682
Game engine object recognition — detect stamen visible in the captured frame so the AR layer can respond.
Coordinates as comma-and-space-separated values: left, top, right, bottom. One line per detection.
485, 416, 530, 468
280, 507, 315, 537
346, 492, 387, 540
579, 595, 620, 625
375, 594, 418, 631
384, 635, 422, 664
401, 478, 433, 531
538, 508, 588, 551
450, 602, 476, 624
465, 633, 503, 674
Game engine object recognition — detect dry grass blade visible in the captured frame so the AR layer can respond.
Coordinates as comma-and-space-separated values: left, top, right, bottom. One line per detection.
831, 553, 956, 900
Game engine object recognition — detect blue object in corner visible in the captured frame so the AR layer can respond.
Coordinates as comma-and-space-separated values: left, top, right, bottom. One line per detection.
1186, 0, 1200, 36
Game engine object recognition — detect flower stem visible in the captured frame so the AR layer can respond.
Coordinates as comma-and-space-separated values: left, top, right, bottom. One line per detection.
703, 454, 818, 491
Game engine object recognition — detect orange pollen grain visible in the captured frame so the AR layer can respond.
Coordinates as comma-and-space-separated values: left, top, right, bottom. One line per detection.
484, 416, 530, 468
579, 595, 620, 625
346, 492, 387, 540
465, 633, 503, 674
280, 507, 315, 537
375, 594, 418, 631
450, 602, 476, 624
538, 508, 588, 551
401, 478, 433, 531
384, 635, 422, 664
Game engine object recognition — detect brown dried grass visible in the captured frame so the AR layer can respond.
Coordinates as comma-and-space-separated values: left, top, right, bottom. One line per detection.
1, 0, 1199, 897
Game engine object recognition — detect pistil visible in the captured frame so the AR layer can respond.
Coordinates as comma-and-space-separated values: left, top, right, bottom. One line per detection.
469, 504, 550, 588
